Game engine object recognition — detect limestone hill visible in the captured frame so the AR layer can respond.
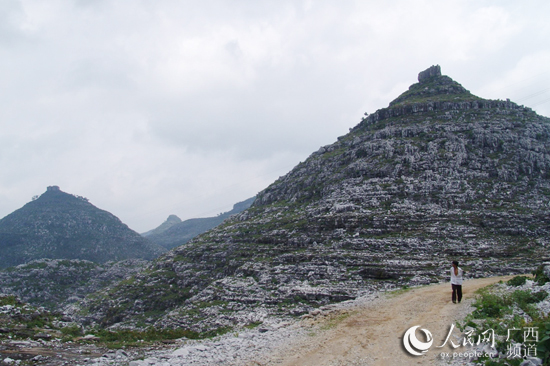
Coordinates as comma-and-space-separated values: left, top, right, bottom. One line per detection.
0, 186, 166, 268
79, 66, 550, 334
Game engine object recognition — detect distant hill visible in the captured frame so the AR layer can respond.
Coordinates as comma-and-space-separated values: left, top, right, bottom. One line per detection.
143, 197, 256, 250
142, 214, 182, 237
0, 186, 166, 268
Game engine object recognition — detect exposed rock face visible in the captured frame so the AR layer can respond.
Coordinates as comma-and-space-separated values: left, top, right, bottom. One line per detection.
80, 68, 550, 333
418, 64, 441, 82
0, 259, 148, 311
144, 197, 256, 250
0, 187, 166, 268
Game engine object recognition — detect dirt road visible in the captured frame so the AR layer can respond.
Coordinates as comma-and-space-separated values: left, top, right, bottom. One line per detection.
265, 276, 516, 366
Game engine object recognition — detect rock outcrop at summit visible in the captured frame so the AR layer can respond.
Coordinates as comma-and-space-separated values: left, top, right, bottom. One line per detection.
0, 186, 166, 268
417, 64, 441, 82
80, 67, 550, 334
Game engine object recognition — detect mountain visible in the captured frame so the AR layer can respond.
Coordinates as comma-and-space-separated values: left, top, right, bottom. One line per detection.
79, 66, 550, 333
0, 186, 166, 268
143, 197, 256, 250
142, 215, 182, 237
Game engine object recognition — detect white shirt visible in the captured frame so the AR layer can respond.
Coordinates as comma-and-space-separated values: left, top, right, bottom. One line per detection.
450, 267, 463, 285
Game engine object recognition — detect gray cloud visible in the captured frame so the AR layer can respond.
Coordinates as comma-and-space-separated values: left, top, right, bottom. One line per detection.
0, 0, 549, 232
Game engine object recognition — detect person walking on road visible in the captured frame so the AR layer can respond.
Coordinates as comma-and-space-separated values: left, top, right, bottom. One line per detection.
450, 260, 464, 304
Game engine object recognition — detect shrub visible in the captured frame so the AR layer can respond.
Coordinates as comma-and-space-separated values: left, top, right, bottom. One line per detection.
61, 325, 82, 338
0, 295, 20, 306
507, 276, 529, 287
535, 320, 550, 365
472, 291, 511, 318
511, 289, 547, 306
465, 282, 550, 366
532, 265, 550, 285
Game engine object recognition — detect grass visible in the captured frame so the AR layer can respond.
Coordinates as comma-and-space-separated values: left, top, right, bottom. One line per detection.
85, 327, 201, 348
1, 292, 234, 350
458, 270, 550, 365
319, 312, 351, 331
244, 321, 262, 329
66, 326, 233, 349
386, 285, 413, 298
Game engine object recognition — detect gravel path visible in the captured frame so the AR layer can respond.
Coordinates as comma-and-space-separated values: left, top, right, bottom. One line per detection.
3, 276, 515, 365
84, 275, 513, 366
263, 275, 515, 366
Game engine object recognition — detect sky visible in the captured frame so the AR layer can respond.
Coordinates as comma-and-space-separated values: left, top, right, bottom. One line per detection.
1, 0, 549, 233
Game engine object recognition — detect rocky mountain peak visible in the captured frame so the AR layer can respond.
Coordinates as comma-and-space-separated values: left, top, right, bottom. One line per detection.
143, 196, 255, 249
166, 214, 182, 223
418, 64, 441, 82
389, 65, 474, 107
0, 186, 165, 268
46, 185, 60, 192
79, 67, 550, 334
141, 214, 182, 238
30, 185, 90, 207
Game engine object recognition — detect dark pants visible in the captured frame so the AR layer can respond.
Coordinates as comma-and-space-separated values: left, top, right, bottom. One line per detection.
452, 284, 462, 303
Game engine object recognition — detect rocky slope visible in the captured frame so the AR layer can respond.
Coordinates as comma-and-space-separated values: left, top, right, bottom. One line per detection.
143, 197, 255, 250
78, 66, 550, 334
0, 258, 148, 311
0, 294, 111, 365
0, 186, 166, 268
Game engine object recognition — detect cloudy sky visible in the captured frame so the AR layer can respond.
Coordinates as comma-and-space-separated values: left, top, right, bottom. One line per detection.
1, 0, 549, 232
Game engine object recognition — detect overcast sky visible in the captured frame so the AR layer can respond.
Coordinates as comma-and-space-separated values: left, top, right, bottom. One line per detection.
1, 0, 549, 233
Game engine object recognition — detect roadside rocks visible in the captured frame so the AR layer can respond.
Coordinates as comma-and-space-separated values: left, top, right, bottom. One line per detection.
82, 292, 380, 366
81, 321, 306, 366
